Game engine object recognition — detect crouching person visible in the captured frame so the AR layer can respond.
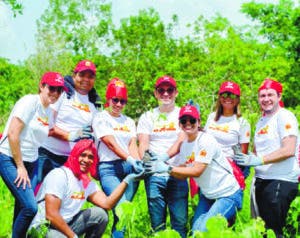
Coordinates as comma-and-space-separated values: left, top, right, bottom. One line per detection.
29, 139, 143, 238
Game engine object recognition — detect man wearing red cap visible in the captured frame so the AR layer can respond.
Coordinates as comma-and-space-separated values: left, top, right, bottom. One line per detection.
233, 78, 299, 237
137, 76, 188, 237
30, 139, 143, 238
0, 72, 65, 238
32, 60, 100, 191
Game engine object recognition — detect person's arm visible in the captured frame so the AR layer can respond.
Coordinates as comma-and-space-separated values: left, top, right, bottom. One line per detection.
101, 135, 131, 160
48, 125, 70, 141
166, 132, 186, 158
45, 194, 76, 238
137, 133, 150, 158
262, 135, 297, 164
170, 161, 207, 180
128, 137, 140, 159
7, 117, 30, 189
87, 181, 128, 210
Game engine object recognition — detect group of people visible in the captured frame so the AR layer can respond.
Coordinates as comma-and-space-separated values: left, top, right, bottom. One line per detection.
0, 59, 298, 238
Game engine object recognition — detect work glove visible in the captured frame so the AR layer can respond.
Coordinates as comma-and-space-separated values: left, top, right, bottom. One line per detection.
64, 75, 75, 99
68, 126, 93, 142
232, 144, 242, 155
233, 152, 264, 166
123, 170, 145, 184
127, 156, 145, 173
144, 160, 172, 175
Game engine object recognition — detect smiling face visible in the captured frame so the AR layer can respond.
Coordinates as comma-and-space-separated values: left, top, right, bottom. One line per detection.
154, 83, 178, 106
219, 92, 239, 115
78, 149, 94, 173
107, 97, 127, 117
39, 84, 63, 107
258, 88, 281, 115
179, 116, 199, 139
73, 70, 95, 95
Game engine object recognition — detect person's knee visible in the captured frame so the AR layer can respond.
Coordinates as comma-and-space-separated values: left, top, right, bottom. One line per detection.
24, 202, 38, 218
93, 207, 109, 225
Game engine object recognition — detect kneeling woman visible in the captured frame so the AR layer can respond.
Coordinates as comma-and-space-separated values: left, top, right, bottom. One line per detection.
145, 105, 243, 232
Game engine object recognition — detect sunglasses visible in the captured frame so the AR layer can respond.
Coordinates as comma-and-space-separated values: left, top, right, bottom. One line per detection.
156, 87, 176, 95
112, 98, 127, 105
179, 117, 197, 125
46, 84, 64, 94
220, 92, 238, 99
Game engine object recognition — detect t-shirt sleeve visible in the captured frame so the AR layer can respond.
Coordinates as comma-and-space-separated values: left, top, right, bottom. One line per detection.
277, 110, 299, 139
238, 117, 251, 144
195, 134, 216, 164
137, 112, 152, 135
92, 112, 114, 138
86, 181, 101, 197
43, 169, 68, 200
12, 95, 38, 124
204, 112, 214, 131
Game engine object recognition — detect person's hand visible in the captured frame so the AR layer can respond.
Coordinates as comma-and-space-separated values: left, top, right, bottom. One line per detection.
233, 152, 264, 166
144, 160, 171, 175
15, 165, 31, 189
68, 126, 93, 142
232, 144, 242, 155
127, 156, 144, 173
123, 170, 145, 184
151, 152, 170, 162
64, 75, 75, 99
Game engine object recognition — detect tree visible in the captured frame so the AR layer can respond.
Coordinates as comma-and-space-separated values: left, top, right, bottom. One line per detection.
3, 0, 23, 17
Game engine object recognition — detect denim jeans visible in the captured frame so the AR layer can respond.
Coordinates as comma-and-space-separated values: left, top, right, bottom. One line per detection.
0, 153, 38, 238
44, 207, 108, 238
31, 147, 68, 191
144, 175, 188, 238
192, 189, 243, 232
98, 160, 139, 238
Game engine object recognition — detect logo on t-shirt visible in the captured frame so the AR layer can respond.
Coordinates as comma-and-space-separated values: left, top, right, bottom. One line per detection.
208, 124, 229, 133
186, 152, 195, 164
199, 149, 207, 157
153, 122, 176, 132
114, 125, 130, 132
37, 117, 49, 126
285, 123, 292, 130
72, 101, 90, 112
71, 191, 85, 200
257, 125, 269, 135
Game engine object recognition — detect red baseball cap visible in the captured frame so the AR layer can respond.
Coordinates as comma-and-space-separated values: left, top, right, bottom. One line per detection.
40, 72, 64, 87
155, 75, 176, 88
179, 105, 200, 119
218, 81, 240, 96
258, 78, 282, 93
74, 60, 96, 74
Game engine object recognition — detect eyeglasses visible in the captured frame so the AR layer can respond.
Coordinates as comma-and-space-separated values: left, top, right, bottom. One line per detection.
112, 98, 127, 105
156, 87, 176, 95
179, 117, 197, 125
80, 152, 94, 160
46, 84, 64, 94
220, 92, 238, 99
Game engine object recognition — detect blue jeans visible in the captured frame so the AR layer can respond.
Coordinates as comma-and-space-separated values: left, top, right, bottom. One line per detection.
45, 207, 108, 238
0, 153, 38, 238
192, 189, 243, 232
31, 147, 68, 191
144, 175, 188, 238
98, 160, 139, 238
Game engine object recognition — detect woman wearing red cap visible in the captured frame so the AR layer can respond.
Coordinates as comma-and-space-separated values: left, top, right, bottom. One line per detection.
92, 78, 143, 238
205, 81, 251, 178
233, 78, 299, 237
144, 105, 243, 233
0, 72, 65, 238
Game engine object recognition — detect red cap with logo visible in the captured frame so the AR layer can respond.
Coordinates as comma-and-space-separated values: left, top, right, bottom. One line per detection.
218, 81, 240, 96
155, 75, 176, 88
258, 78, 282, 93
40, 72, 64, 87
74, 60, 96, 74
106, 78, 128, 100
179, 105, 200, 119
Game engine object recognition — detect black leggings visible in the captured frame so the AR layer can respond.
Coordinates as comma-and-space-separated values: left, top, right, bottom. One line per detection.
255, 178, 298, 236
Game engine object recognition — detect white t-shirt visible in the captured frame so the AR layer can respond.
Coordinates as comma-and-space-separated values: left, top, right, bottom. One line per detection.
93, 110, 137, 162
176, 132, 240, 199
137, 107, 182, 167
254, 108, 300, 182
43, 92, 98, 156
30, 167, 99, 227
204, 112, 250, 158
0, 95, 53, 162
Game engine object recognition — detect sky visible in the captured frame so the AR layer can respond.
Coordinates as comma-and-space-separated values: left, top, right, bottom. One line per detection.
0, 0, 277, 64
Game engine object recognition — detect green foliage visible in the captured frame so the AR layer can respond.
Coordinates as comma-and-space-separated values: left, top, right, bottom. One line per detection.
3, 0, 23, 17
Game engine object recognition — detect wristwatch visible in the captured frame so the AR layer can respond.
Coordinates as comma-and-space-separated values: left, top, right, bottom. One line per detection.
168, 166, 173, 174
